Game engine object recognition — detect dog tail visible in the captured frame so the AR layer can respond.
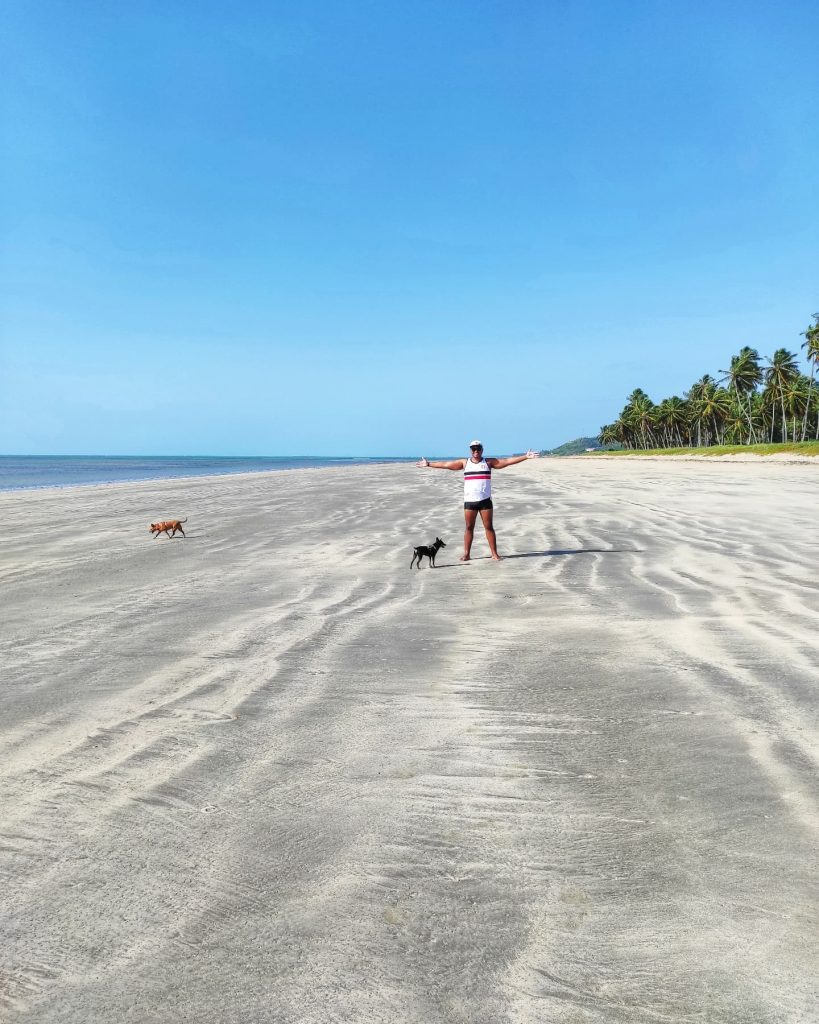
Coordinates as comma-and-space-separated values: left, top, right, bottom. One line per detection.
180, 517, 188, 523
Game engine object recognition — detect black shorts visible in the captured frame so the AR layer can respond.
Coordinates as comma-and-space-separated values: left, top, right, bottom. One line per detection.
464, 498, 493, 511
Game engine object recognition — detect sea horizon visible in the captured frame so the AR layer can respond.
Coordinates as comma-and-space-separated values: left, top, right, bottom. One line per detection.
0, 454, 415, 492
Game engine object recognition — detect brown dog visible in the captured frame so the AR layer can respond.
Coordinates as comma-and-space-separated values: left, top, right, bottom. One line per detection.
150, 517, 187, 539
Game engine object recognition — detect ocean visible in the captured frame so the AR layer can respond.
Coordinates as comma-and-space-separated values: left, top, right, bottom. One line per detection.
0, 455, 413, 492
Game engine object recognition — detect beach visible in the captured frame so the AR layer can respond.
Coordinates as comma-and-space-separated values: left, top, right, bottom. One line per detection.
2, 458, 817, 1023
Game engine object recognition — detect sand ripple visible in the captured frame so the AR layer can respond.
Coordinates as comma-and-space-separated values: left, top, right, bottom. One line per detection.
1, 460, 816, 1021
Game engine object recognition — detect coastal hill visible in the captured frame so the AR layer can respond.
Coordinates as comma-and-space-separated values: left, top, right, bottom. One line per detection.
540, 436, 606, 456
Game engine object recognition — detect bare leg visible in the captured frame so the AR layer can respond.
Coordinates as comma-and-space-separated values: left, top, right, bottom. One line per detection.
480, 507, 501, 560
461, 508, 478, 560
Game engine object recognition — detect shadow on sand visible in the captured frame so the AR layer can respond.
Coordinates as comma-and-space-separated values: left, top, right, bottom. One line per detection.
504, 548, 641, 559
431, 548, 641, 568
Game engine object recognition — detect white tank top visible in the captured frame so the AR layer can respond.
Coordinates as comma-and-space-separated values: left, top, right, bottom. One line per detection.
464, 457, 492, 501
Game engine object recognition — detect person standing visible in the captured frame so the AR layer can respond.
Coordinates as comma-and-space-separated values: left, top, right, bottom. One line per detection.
417, 440, 540, 561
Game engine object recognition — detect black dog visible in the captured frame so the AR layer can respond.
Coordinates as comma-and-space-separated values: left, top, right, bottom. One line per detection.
410, 537, 446, 569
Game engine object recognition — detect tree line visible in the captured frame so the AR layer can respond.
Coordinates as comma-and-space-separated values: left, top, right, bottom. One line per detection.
598, 314, 819, 449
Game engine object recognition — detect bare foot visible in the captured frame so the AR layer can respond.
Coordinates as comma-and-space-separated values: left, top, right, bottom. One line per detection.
459, 554, 471, 561
491, 554, 503, 561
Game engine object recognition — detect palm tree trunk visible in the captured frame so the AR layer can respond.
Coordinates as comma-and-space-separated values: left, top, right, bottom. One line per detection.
801, 370, 815, 441
747, 394, 756, 444
735, 384, 751, 444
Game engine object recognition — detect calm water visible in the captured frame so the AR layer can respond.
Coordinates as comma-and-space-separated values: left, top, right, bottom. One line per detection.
0, 455, 412, 492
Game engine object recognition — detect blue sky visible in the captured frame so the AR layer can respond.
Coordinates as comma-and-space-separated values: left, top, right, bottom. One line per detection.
2, 1, 817, 456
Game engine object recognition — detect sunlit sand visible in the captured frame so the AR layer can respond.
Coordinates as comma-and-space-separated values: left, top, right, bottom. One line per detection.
1, 459, 816, 1021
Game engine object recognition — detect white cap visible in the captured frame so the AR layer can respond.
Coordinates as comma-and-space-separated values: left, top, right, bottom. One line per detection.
468, 439, 483, 448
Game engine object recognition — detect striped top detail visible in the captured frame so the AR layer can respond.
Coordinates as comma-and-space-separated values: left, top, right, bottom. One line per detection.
464, 457, 492, 501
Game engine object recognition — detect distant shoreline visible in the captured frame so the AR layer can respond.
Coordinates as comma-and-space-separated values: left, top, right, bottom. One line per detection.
0, 454, 415, 493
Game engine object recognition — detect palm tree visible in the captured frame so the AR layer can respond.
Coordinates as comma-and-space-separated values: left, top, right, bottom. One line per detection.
722, 400, 747, 445
614, 415, 634, 448
654, 400, 672, 447
598, 424, 620, 447
720, 347, 762, 443
686, 375, 717, 446
748, 391, 767, 444
782, 375, 810, 442
603, 319, 819, 452
800, 314, 819, 440
701, 386, 732, 444
628, 393, 658, 449
655, 396, 689, 448
764, 349, 799, 442
617, 389, 656, 449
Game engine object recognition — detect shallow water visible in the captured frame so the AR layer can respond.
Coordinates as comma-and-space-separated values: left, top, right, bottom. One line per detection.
0, 454, 411, 491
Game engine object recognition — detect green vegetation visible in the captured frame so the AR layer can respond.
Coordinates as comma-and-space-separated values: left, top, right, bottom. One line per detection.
596, 441, 819, 457
598, 314, 819, 451
542, 436, 618, 456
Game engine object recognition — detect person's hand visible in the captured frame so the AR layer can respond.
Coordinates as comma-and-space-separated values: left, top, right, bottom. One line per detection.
417, 457, 430, 468
525, 449, 541, 459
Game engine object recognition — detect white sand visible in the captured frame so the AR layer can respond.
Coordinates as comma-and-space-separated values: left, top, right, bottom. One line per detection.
1, 459, 817, 1022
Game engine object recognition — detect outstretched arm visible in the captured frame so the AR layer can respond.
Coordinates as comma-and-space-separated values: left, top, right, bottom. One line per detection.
488, 450, 541, 469
416, 457, 466, 470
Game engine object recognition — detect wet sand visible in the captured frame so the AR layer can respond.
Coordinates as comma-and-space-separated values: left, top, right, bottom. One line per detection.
1, 459, 817, 1022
